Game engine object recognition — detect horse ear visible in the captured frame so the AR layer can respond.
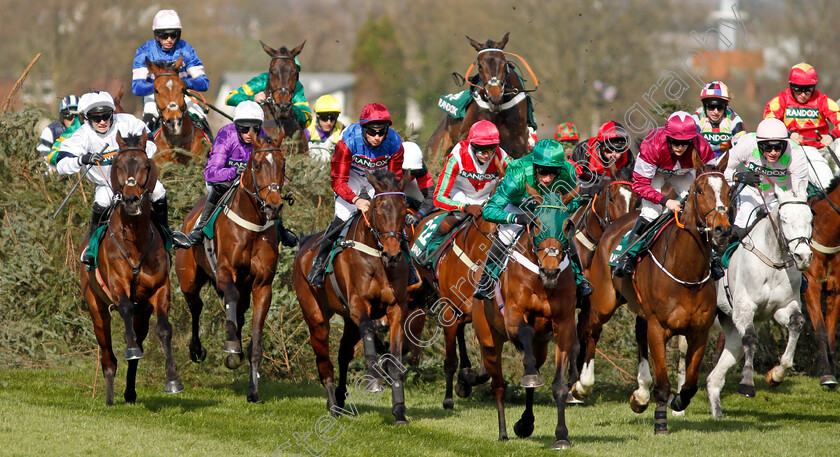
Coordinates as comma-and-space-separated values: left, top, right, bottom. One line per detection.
116, 132, 125, 149
716, 150, 729, 172
498, 32, 510, 50
562, 186, 580, 205
795, 180, 808, 199
399, 169, 412, 191
290, 40, 306, 58
140, 130, 148, 146
466, 35, 484, 51
524, 180, 541, 200
174, 55, 184, 70
145, 57, 157, 75
494, 155, 507, 178
260, 40, 277, 57
692, 147, 704, 173
145, 159, 159, 194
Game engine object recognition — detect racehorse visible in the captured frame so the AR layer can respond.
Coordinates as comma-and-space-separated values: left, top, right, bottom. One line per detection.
261, 40, 308, 155
579, 150, 730, 434
471, 188, 578, 449
426, 33, 532, 161
174, 133, 289, 402
706, 185, 812, 417
80, 132, 183, 405
803, 176, 840, 387
146, 57, 207, 164
293, 170, 412, 425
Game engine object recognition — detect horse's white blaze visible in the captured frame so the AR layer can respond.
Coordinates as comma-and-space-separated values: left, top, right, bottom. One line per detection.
707, 176, 724, 208
265, 153, 275, 165
618, 187, 632, 211
165, 79, 174, 90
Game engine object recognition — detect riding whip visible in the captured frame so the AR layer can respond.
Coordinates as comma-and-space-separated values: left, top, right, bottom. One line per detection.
51, 144, 109, 219
184, 88, 234, 121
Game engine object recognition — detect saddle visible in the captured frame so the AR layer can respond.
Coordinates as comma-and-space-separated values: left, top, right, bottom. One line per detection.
608, 213, 674, 269
436, 70, 537, 129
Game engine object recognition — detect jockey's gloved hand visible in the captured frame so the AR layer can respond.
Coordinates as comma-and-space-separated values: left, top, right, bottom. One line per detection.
734, 171, 761, 186
235, 163, 247, 175
79, 152, 104, 166
464, 205, 483, 218
512, 213, 532, 226
405, 212, 421, 227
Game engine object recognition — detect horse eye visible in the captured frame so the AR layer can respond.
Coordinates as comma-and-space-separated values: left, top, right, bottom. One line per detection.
254, 163, 261, 172
696, 188, 704, 195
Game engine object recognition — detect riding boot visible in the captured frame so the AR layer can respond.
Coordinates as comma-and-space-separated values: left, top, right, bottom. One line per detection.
801, 274, 809, 294
277, 216, 299, 248
82, 203, 109, 267
710, 256, 725, 281
143, 113, 158, 133
199, 118, 214, 143
473, 235, 509, 300
187, 187, 224, 245
614, 218, 649, 278
567, 241, 594, 297
308, 217, 345, 288
400, 238, 420, 286
415, 221, 449, 266
152, 196, 192, 249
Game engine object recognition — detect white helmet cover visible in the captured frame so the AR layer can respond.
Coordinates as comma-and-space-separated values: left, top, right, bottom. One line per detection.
233, 100, 265, 123
79, 92, 115, 115
153, 10, 182, 30
756, 118, 788, 141
402, 142, 424, 170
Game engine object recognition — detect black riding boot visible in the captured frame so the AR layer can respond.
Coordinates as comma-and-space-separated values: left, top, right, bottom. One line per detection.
308, 217, 344, 288
277, 217, 299, 248
801, 274, 809, 294
401, 238, 420, 286
143, 113, 158, 133
152, 196, 192, 249
82, 204, 109, 266
473, 235, 509, 300
415, 217, 454, 265
199, 118, 214, 143
567, 241, 594, 297
614, 218, 649, 278
187, 188, 224, 245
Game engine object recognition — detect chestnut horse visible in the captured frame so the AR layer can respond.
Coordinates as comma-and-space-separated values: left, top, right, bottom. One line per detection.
580, 150, 730, 434
804, 177, 840, 387
471, 189, 578, 449
261, 40, 308, 155
426, 33, 531, 161
81, 132, 183, 405
146, 57, 207, 163
293, 171, 412, 425
174, 133, 289, 402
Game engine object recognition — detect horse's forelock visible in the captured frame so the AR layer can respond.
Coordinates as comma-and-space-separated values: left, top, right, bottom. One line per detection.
370, 169, 400, 191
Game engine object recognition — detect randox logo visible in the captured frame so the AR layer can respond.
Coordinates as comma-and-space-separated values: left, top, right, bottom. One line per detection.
657, 167, 692, 176
460, 170, 497, 181
438, 99, 458, 116
745, 162, 788, 178
352, 155, 390, 170
785, 107, 819, 120
702, 132, 732, 144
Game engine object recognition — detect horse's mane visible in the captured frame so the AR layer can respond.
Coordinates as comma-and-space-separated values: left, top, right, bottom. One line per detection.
614, 165, 633, 182
153, 60, 179, 71
815, 175, 840, 200
119, 133, 144, 148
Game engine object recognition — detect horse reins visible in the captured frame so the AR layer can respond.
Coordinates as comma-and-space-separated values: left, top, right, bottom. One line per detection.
240, 147, 289, 212
264, 55, 299, 124
366, 191, 408, 250
673, 171, 728, 234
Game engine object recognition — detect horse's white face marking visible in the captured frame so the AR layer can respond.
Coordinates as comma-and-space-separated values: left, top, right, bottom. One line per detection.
618, 187, 632, 211
265, 153, 274, 165
165, 79, 174, 91
707, 176, 724, 208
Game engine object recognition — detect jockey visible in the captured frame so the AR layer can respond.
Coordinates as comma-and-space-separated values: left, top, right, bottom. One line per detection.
554, 122, 580, 152
417, 121, 510, 264
401, 141, 436, 227
38, 95, 79, 172
474, 138, 594, 300
55, 92, 192, 265
692, 81, 746, 158
132, 10, 212, 140
182, 101, 298, 248
614, 111, 718, 278
725, 118, 810, 291
570, 121, 635, 196
306, 94, 346, 161
764, 63, 840, 190
225, 64, 312, 131
307, 103, 415, 288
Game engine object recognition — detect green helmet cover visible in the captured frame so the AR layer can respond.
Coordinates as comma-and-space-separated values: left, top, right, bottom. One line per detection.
532, 139, 566, 167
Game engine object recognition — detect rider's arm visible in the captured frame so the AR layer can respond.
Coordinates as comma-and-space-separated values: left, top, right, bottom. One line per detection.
131, 43, 155, 97
225, 73, 268, 106
433, 153, 466, 211
204, 128, 238, 183
330, 140, 357, 202
179, 43, 209, 92
292, 81, 312, 128
695, 136, 717, 166
48, 119, 81, 164
387, 140, 404, 180
483, 167, 524, 224
817, 93, 840, 140
730, 111, 746, 145
37, 124, 56, 157
55, 129, 91, 175
632, 138, 667, 205
788, 143, 811, 194
763, 93, 786, 123
723, 136, 753, 184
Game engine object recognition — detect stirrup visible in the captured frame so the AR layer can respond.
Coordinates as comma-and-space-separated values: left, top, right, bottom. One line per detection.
577, 279, 594, 297
81, 253, 95, 267
188, 228, 204, 244
171, 231, 193, 249
614, 258, 634, 278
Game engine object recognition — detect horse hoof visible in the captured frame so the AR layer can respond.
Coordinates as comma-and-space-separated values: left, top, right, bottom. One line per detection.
765, 371, 783, 388
247, 393, 259, 403
224, 353, 244, 370
365, 378, 385, 393
629, 393, 649, 414
190, 346, 207, 363
570, 383, 589, 401
395, 419, 408, 426
459, 368, 478, 386
124, 391, 137, 404
443, 398, 455, 410
165, 380, 184, 394
455, 381, 472, 398
513, 418, 535, 438
520, 374, 544, 388
737, 383, 755, 398
123, 348, 143, 360
654, 426, 669, 436
820, 375, 838, 388
566, 392, 584, 405
222, 340, 242, 354
551, 439, 572, 450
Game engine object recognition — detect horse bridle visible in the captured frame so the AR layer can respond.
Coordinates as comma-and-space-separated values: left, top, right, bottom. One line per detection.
153, 71, 186, 118
113, 147, 153, 205
367, 191, 408, 250
471, 48, 524, 108
761, 198, 812, 263
240, 147, 291, 211
677, 171, 729, 234
264, 55, 298, 122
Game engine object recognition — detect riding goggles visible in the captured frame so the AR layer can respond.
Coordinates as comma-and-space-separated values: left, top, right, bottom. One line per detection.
790, 84, 815, 94
155, 30, 181, 40
534, 165, 562, 176
60, 110, 77, 120
603, 139, 628, 153
235, 122, 262, 134
318, 113, 339, 122
758, 140, 786, 153
703, 101, 727, 112
363, 126, 388, 138
667, 137, 692, 148
471, 143, 498, 155
87, 111, 113, 123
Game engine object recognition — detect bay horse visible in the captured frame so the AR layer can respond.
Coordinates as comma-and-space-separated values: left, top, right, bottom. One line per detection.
80, 132, 183, 406
174, 132, 289, 402
146, 57, 207, 164
471, 189, 578, 449
293, 170, 412, 425
803, 176, 840, 387
580, 150, 730, 434
426, 33, 532, 161
707, 185, 813, 418
261, 40, 308, 155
